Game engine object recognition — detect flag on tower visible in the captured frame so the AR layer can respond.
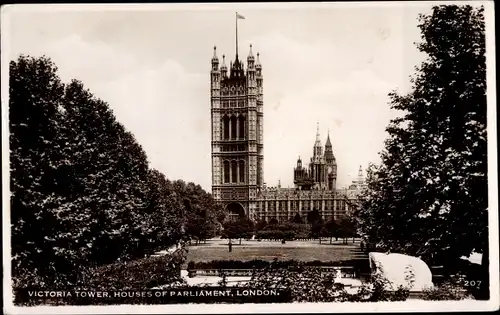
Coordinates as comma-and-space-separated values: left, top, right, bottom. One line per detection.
236, 12, 245, 19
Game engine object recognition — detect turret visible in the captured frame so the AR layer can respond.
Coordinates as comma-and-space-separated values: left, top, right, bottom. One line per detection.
324, 130, 336, 164
211, 46, 220, 97
211, 46, 219, 71
256, 52, 262, 76
220, 54, 228, 78
247, 44, 257, 96
247, 44, 255, 68
230, 56, 245, 79
313, 122, 323, 158
357, 165, 364, 183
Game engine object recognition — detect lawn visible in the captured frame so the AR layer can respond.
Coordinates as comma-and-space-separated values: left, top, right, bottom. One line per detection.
185, 245, 364, 266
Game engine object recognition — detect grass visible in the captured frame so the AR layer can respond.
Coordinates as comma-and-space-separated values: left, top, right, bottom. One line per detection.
185, 245, 364, 268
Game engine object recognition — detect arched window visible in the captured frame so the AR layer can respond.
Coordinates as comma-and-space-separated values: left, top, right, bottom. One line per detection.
223, 161, 230, 183
231, 161, 238, 183
230, 116, 237, 140
223, 116, 230, 140
238, 115, 245, 140
239, 160, 245, 182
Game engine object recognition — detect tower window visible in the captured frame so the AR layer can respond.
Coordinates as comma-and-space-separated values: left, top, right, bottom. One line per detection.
238, 115, 245, 140
239, 160, 245, 182
223, 116, 230, 140
223, 161, 230, 183
231, 161, 238, 183
230, 116, 237, 140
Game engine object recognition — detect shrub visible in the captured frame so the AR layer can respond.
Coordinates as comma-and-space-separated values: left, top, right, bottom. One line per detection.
80, 247, 188, 291
422, 281, 472, 300
186, 259, 365, 270
239, 260, 411, 302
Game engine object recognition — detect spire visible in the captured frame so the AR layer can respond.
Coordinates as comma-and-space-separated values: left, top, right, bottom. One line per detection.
316, 121, 320, 142
256, 52, 262, 69
325, 130, 332, 147
211, 46, 219, 72
356, 165, 364, 185
247, 44, 255, 61
313, 122, 322, 158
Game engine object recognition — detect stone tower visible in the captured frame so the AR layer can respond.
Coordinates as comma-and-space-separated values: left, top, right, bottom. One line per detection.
324, 131, 337, 191
210, 44, 264, 220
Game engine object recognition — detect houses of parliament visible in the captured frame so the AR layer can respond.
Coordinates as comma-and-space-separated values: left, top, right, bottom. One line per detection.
210, 43, 366, 223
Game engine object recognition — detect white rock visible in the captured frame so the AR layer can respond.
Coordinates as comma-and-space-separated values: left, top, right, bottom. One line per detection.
460, 252, 482, 265
368, 252, 434, 291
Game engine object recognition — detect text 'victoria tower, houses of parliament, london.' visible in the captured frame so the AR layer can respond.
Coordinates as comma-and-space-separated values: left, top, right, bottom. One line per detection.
210, 31, 366, 223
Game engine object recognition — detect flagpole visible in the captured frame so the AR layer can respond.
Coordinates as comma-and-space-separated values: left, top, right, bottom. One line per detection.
235, 12, 239, 59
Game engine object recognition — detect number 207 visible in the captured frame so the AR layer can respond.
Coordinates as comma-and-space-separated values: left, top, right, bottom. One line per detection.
464, 280, 482, 287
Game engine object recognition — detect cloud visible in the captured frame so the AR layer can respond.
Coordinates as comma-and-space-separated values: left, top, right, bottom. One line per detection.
5, 7, 430, 192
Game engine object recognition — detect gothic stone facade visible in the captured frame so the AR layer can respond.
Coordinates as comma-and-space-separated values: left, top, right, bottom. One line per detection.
210, 46, 263, 220
211, 46, 364, 222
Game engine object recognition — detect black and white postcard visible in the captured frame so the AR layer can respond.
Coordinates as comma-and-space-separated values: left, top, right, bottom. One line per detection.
1, 1, 498, 313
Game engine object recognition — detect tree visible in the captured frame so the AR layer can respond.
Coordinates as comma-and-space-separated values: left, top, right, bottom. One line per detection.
255, 218, 268, 231
269, 218, 278, 226
185, 210, 215, 245
10, 55, 68, 288
307, 209, 322, 225
310, 219, 326, 241
144, 170, 185, 253
222, 216, 254, 245
337, 218, 356, 244
9, 56, 206, 293
291, 212, 304, 224
61, 79, 152, 264
10, 56, 156, 289
325, 218, 339, 244
169, 179, 221, 244
354, 5, 487, 295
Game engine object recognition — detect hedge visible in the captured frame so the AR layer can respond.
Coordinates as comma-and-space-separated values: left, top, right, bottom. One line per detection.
187, 259, 366, 270
86, 251, 186, 291
14, 248, 188, 306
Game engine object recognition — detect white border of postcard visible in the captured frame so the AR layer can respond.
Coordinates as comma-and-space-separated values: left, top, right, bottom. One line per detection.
2, 1, 498, 313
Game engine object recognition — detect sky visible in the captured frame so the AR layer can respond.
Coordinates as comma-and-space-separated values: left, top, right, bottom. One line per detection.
3, 3, 437, 192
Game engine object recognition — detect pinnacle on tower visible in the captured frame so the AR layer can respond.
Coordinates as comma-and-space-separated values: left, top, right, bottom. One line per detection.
256, 52, 262, 69
326, 129, 332, 147
213, 46, 218, 60
221, 54, 227, 66
248, 44, 254, 59
315, 122, 321, 146
211, 46, 219, 70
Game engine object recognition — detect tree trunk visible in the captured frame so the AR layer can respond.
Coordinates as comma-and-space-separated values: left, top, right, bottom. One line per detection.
239, 238, 242, 245
330, 237, 332, 244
